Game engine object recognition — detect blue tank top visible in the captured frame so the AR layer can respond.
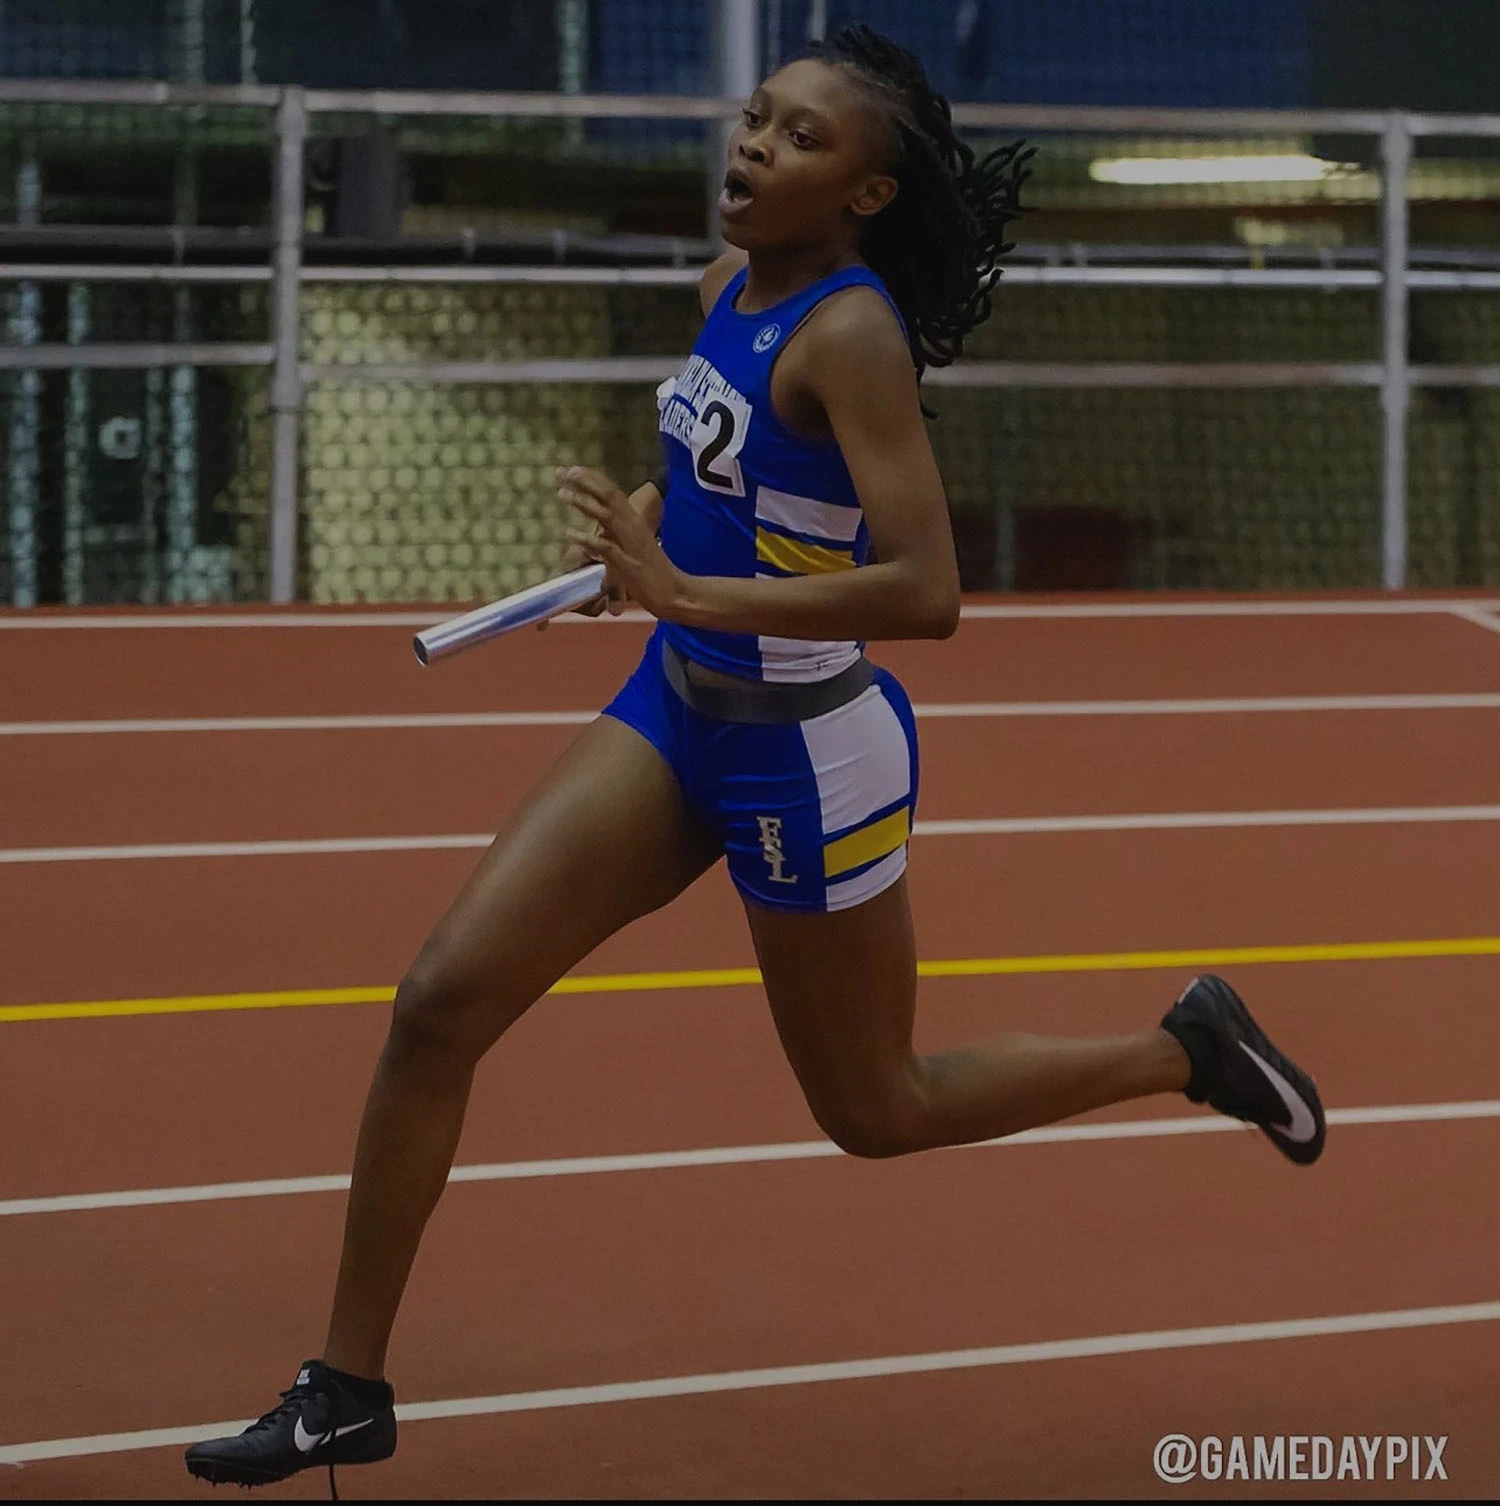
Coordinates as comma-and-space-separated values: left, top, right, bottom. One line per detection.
654, 262, 905, 684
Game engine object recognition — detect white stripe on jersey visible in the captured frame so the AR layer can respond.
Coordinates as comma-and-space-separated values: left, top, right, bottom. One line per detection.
757, 636, 864, 684
754, 486, 863, 545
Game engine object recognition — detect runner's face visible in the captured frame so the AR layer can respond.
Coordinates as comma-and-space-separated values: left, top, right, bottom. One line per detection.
717, 59, 898, 251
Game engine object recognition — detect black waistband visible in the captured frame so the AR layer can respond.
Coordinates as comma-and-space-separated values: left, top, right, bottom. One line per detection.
661, 637, 875, 724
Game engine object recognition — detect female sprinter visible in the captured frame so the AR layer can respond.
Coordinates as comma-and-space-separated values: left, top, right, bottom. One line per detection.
187, 24, 1324, 1490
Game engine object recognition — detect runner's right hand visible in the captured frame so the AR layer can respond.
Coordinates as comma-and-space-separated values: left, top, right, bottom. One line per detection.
536, 538, 628, 629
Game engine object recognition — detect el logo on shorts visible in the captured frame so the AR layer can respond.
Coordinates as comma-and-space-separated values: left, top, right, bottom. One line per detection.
756, 816, 798, 884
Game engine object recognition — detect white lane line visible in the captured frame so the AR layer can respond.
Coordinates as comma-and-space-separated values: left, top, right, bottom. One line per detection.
4, 1099, 1497, 1219
958, 598, 1500, 620
0, 612, 454, 630
912, 692, 1500, 718
1452, 606, 1500, 638
914, 804, 1500, 836
3, 597, 1500, 630
8, 692, 1500, 736
0, 1142, 841, 1217
7, 804, 1500, 865
4, 1297, 1499, 1464
0, 711, 599, 735
0, 835, 493, 864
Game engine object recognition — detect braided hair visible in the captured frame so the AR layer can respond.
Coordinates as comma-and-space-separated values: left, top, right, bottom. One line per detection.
806, 24, 1033, 389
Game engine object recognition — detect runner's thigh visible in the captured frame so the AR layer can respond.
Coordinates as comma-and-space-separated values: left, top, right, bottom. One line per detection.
400, 714, 720, 1047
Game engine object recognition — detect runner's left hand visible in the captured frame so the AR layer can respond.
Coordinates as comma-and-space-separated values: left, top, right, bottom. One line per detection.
559, 466, 689, 621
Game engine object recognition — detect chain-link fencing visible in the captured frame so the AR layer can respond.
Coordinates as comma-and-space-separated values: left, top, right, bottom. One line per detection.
2, 73, 1499, 604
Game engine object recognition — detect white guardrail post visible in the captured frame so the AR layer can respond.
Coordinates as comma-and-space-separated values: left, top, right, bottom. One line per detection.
711, 0, 761, 244
1379, 111, 1414, 591
7, 152, 42, 607
268, 86, 306, 604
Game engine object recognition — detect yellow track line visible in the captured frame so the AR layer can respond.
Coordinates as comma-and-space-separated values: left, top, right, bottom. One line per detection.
4, 936, 1500, 1024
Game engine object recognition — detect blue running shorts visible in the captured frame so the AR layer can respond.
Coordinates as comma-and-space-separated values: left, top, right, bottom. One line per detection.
602, 628, 920, 914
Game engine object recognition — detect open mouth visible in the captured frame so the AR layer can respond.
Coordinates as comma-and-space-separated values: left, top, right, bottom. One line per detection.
721, 168, 754, 206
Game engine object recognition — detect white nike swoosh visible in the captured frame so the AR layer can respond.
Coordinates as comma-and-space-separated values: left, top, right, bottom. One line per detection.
1237, 1041, 1319, 1143
292, 1418, 326, 1454
293, 1416, 374, 1454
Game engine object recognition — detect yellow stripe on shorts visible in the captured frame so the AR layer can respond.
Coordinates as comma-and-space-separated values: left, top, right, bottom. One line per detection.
755, 528, 856, 577
823, 807, 911, 880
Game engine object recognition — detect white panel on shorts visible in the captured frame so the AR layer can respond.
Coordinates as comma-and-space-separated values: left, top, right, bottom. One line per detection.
754, 485, 864, 545
825, 845, 909, 912
798, 683, 912, 839
757, 636, 864, 684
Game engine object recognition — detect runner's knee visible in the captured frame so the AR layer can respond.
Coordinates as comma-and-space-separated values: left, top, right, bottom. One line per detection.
806, 1083, 924, 1160
389, 957, 491, 1065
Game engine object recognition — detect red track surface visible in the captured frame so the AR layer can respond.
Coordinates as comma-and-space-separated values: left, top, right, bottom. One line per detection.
3, 598, 1499, 1499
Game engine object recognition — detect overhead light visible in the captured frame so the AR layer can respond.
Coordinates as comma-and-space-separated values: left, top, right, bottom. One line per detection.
1089, 153, 1357, 186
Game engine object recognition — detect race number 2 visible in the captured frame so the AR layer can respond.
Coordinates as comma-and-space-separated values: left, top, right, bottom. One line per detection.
690, 393, 751, 496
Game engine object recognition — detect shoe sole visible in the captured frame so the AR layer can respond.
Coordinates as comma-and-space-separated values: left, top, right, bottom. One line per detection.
1196, 974, 1326, 1166
185, 1457, 293, 1486
185, 1437, 395, 1487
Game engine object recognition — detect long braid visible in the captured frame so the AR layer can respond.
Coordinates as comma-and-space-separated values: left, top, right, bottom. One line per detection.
807, 24, 1034, 388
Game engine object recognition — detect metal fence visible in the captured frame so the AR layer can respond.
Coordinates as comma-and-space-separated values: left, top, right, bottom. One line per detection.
0, 1, 1353, 106
3, 77, 1500, 605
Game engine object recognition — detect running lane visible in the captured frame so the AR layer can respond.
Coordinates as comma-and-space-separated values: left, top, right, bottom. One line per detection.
5, 708, 1500, 847
1, 1118, 1495, 1489
5, 605, 1500, 722
2, 818, 1498, 1004
1, 957, 1496, 1202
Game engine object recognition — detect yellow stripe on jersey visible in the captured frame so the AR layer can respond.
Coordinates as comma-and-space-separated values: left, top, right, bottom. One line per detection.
823, 807, 911, 880
755, 528, 856, 577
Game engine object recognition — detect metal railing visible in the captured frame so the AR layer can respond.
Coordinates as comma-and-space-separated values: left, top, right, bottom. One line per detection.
4, 77, 1500, 602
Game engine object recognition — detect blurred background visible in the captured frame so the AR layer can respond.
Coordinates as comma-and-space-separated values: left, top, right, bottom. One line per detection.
2, 0, 1497, 609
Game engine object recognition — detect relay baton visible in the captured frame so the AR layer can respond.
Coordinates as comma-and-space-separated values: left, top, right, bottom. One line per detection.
413, 563, 608, 666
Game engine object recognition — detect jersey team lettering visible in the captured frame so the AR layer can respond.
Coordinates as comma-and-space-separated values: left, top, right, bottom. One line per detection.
659, 355, 750, 448
1153, 1433, 1449, 1484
